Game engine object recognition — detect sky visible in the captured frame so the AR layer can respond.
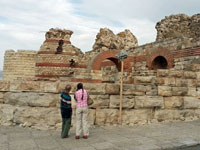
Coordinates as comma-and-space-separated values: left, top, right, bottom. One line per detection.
0, 0, 199, 71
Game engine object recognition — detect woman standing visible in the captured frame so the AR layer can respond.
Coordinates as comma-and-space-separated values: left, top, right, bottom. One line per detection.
60, 85, 72, 138
74, 83, 89, 139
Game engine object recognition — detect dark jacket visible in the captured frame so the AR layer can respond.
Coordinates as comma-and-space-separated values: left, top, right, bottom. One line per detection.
60, 91, 72, 118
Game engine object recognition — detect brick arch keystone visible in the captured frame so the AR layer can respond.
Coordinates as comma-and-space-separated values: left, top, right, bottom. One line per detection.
147, 48, 174, 70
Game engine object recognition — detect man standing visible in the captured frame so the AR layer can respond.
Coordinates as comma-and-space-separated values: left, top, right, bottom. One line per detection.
60, 85, 72, 138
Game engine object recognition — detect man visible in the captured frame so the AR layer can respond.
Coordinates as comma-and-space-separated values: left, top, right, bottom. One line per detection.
60, 85, 72, 138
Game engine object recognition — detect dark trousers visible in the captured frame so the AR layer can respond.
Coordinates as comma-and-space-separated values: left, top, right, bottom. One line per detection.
61, 117, 71, 138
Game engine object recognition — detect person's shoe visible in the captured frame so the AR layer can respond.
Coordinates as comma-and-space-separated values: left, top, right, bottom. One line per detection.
61, 135, 69, 139
75, 136, 80, 139
83, 136, 88, 139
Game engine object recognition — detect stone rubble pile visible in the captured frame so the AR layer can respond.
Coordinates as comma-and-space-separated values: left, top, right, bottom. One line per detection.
92, 28, 138, 52
156, 14, 200, 41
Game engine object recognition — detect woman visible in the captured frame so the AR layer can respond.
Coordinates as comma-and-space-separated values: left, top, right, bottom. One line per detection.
60, 84, 72, 138
74, 83, 89, 139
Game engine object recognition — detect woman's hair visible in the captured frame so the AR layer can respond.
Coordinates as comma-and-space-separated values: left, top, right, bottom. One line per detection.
77, 83, 84, 100
77, 83, 83, 90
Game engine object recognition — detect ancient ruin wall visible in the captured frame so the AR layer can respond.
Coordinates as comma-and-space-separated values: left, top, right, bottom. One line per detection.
1, 67, 200, 130
156, 14, 200, 41
36, 28, 84, 79
3, 50, 37, 81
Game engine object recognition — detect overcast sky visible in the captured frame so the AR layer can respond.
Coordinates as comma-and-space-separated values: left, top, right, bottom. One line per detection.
0, 0, 199, 71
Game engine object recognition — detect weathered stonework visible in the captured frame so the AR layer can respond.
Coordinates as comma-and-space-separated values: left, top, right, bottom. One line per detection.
2, 13, 200, 130
156, 14, 200, 41
3, 50, 37, 81
92, 28, 138, 52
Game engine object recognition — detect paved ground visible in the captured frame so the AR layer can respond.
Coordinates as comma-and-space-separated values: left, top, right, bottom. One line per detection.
1, 121, 200, 150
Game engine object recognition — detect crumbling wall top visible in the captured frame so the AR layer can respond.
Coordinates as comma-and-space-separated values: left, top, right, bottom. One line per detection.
156, 13, 200, 41
92, 28, 138, 52
45, 28, 73, 41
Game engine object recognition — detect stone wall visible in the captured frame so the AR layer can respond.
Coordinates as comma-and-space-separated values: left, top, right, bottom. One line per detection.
3, 50, 37, 81
127, 36, 200, 74
1, 68, 200, 130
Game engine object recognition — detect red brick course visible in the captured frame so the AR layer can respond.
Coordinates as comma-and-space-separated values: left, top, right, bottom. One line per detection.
36, 63, 87, 68
71, 78, 102, 83
172, 46, 200, 58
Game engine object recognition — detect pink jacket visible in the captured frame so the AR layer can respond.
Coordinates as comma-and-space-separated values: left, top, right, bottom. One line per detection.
75, 89, 88, 108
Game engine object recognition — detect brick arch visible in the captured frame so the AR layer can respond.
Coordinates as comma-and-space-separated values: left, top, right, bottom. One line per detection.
90, 50, 120, 71
89, 50, 133, 72
147, 48, 174, 70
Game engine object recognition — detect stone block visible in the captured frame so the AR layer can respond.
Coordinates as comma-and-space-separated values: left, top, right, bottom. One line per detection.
164, 96, 183, 109
172, 87, 188, 96
196, 72, 200, 80
10, 81, 40, 92
184, 71, 196, 79
187, 79, 197, 87
88, 109, 96, 125
89, 95, 110, 108
131, 91, 145, 96
95, 109, 118, 125
196, 80, 200, 87
13, 106, 61, 129
194, 109, 200, 119
169, 70, 183, 78
175, 78, 188, 87
123, 84, 136, 95
197, 87, 200, 97
157, 69, 169, 77
0, 104, 16, 126
105, 84, 119, 95
0, 92, 4, 103
158, 86, 172, 96
0, 92, 4, 99
187, 87, 197, 96
135, 84, 146, 92
155, 77, 165, 85
146, 85, 158, 96
155, 78, 175, 86
110, 95, 134, 108
4, 92, 58, 107
134, 76, 154, 84
184, 97, 200, 109
180, 110, 196, 121
135, 96, 164, 108
0, 81, 10, 91
83, 83, 106, 94
40, 81, 59, 93
122, 109, 152, 125
191, 64, 200, 71
154, 110, 181, 122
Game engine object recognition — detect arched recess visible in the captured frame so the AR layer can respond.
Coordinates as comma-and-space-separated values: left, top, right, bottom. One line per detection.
89, 50, 121, 71
89, 50, 132, 72
152, 56, 168, 69
147, 48, 174, 70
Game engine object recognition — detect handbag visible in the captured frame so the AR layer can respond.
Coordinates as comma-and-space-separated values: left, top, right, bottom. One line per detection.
87, 94, 93, 105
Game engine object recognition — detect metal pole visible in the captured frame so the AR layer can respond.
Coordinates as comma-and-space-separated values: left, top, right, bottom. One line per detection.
119, 60, 124, 125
